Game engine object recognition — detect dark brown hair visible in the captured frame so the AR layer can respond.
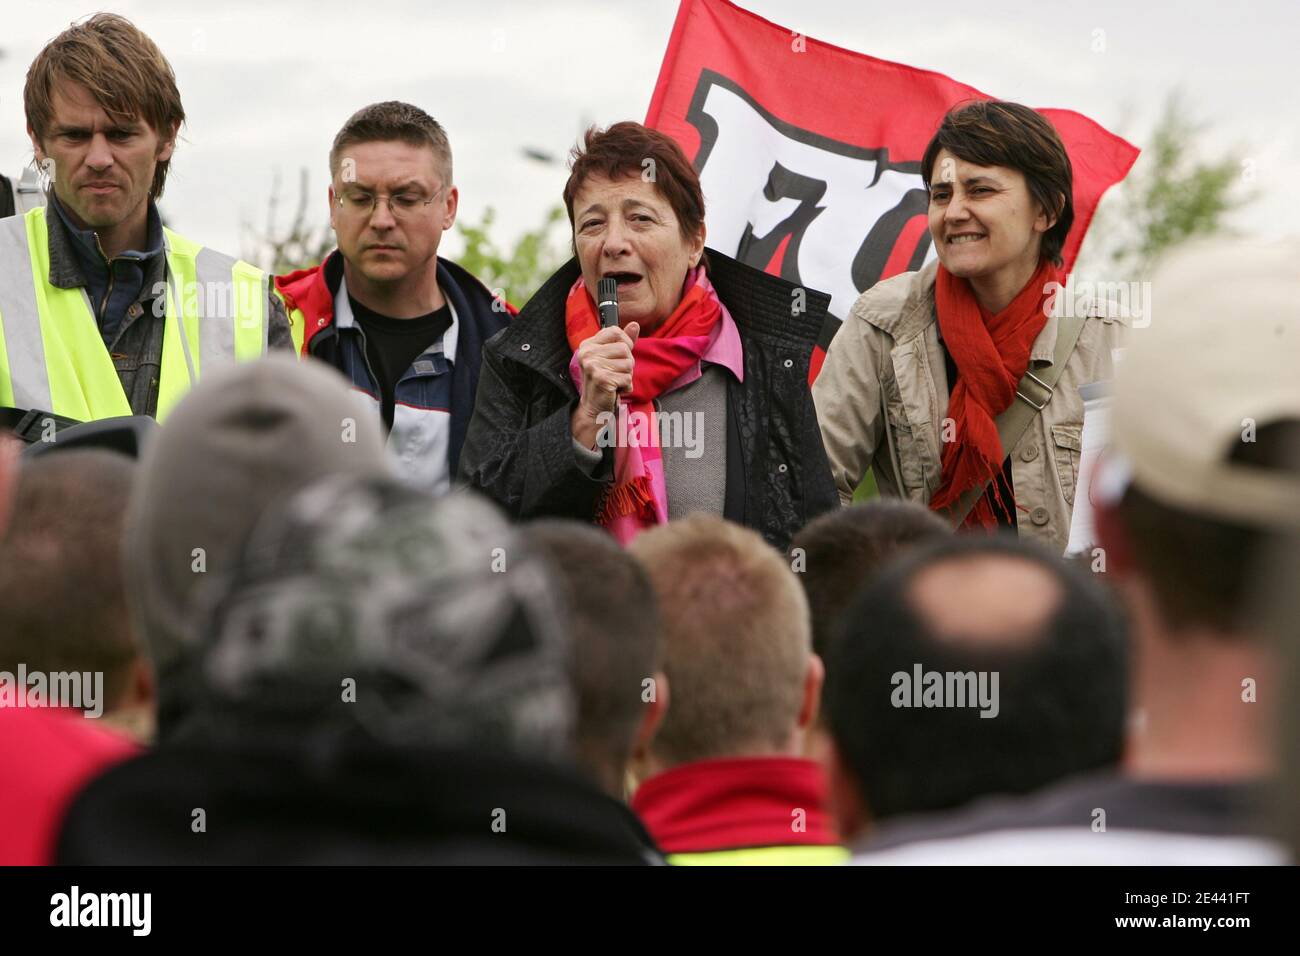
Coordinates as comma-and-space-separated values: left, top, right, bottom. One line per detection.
25, 13, 185, 200
0, 450, 140, 711
563, 122, 706, 251
790, 499, 950, 667
921, 100, 1074, 266
525, 520, 662, 795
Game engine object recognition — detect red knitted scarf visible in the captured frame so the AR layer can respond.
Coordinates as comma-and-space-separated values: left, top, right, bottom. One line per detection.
930, 258, 1058, 528
565, 272, 722, 533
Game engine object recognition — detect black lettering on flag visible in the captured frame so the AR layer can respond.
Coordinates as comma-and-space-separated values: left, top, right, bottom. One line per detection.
736, 162, 826, 283
852, 186, 932, 293
684, 69, 936, 320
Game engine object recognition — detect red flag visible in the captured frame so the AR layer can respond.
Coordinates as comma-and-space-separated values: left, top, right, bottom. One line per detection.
645, 0, 1139, 379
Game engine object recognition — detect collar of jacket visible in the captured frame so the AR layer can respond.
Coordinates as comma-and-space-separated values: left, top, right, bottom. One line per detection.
275, 249, 516, 353
44, 193, 167, 293
59, 725, 665, 865
492, 247, 833, 390
631, 755, 841, 853
857, 257, 1117, 373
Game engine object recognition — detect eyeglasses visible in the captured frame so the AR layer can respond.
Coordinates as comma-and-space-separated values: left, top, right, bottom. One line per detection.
335, 186, 444, 220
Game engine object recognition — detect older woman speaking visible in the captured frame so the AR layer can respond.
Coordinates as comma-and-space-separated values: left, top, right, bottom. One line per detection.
460, 122, 836, 547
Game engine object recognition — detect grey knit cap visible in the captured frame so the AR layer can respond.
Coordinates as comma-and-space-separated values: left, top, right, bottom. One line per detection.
195, 475, 575, 759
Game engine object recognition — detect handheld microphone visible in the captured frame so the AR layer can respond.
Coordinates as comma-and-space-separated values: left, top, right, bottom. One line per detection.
597, 277, 619, 330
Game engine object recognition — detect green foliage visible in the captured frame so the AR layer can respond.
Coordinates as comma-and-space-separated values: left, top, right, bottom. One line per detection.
852, 467, 879, 502
456, 205, 569, 309
1075, 93, 1253, 281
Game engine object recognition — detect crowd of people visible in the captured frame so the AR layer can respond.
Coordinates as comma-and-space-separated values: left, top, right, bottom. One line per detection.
1, 13, 1297, 866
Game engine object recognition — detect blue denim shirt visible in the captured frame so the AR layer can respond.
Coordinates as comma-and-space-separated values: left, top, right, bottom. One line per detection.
49, 193, 165, 347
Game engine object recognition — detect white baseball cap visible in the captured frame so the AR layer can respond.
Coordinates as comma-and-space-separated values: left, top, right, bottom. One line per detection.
1108, 237, 1300, 529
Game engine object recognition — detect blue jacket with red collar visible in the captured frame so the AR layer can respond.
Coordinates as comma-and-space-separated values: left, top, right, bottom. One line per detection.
275, 251, 514, 486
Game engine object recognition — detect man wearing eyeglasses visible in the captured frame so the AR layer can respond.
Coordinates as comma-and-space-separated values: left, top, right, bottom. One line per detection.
275, 101, 513, 494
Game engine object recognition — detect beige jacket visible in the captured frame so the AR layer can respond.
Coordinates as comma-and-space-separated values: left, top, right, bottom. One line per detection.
812, 259, 1125, 555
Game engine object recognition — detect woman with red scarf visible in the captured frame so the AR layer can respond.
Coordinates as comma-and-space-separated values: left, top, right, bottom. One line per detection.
460, 122, 837, 549
814, 101, 1125, 556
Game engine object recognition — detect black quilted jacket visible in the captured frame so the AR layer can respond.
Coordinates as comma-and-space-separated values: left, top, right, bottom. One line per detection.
458, 249, 837, 550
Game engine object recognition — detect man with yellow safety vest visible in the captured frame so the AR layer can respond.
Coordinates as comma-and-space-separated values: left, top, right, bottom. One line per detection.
0, 14, 291, 435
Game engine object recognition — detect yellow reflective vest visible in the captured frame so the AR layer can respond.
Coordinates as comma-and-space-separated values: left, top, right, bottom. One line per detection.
667, 844, 850, 866
0, 207, 269, 422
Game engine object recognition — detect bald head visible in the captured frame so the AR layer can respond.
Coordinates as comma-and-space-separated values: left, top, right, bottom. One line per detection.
825, 534, 1128, 829
908, 553, 1063, 648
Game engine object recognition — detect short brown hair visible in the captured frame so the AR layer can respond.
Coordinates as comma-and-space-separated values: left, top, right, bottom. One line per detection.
563, 122, 706, 251
526, 521, 662, 793
25, 13, 185, 201
630, 515, 811, 766
329, 101, 453, 186
790, 500, 950, 666
921, 100, 1074, 266
0, 450, 140, 711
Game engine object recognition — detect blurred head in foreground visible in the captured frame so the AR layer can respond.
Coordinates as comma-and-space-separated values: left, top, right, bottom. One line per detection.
825, 534, 1127, 840
1096, 237, 1300, 786
124, 354, 389, 737
525, 519, 666, 798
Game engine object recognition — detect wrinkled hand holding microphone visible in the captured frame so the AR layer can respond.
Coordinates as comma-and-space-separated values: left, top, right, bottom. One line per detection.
572, 277, 637, 451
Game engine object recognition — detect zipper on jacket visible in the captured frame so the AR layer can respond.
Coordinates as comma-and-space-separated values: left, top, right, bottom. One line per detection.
350, 325, 385, 401
92, 233, 117, 328
98, 272, 117, 326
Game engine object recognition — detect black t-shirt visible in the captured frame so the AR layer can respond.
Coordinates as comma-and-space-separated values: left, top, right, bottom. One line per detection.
349, 295, 452, 429
940, 340, 1018, 530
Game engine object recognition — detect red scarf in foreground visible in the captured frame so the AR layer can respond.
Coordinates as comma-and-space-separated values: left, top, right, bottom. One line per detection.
930, 258, 1058, 529
565, 269, 722, 539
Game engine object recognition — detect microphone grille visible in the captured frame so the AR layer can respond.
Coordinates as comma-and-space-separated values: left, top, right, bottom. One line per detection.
598, 277, 618, 303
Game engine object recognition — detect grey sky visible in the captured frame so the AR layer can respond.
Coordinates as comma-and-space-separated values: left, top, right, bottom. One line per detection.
1, 0, 1294, 265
